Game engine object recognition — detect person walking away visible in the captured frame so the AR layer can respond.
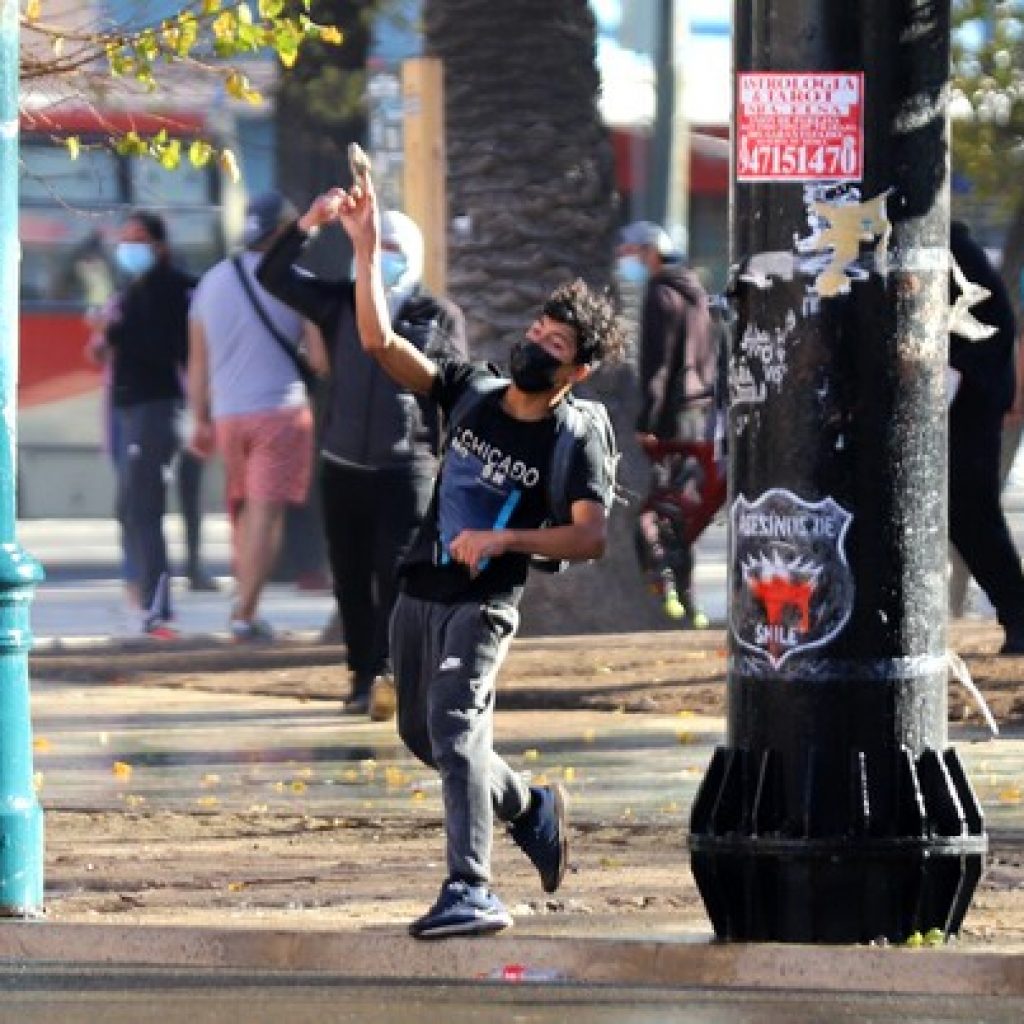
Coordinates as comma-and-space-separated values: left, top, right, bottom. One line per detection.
618, 220, 717, 627
188, 191, 328, 642
949, 270, 1024, 616
335, 167, 625, 938
948, 220, 1024, 653
100, 211, 194, 639
257, 192, 466, 716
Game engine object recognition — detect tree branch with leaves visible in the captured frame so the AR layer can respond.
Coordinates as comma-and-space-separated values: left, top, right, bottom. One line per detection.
19, 0, 344, 178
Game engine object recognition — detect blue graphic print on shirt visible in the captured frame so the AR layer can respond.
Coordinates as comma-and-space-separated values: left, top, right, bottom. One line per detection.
438, 421, 543, 569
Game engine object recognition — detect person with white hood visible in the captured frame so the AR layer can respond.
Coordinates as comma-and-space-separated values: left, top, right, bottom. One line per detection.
258, 190, 467, 716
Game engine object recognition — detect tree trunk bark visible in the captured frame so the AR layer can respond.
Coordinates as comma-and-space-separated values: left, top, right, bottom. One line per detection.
425, 0, 670, 634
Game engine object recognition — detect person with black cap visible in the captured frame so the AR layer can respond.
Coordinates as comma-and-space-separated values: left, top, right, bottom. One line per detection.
257, 188, 467, 716
618, 220, 717, 628
188, 191, 328, 642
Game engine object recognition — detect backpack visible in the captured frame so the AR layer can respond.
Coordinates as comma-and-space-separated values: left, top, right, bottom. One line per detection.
445, 374, 620, 571
649, 275, 718, 439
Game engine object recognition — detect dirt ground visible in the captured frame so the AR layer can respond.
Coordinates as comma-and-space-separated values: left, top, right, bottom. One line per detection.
29, 623, 1024, 947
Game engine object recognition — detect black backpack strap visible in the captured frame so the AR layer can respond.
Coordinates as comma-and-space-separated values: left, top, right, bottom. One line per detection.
546, 398, 586, 525
443, 374, 508, 450
230, 255, 314, 389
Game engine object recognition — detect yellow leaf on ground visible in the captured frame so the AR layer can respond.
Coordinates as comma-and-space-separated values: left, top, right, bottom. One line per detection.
32, 737, 51, 752
112, 761, 132, 780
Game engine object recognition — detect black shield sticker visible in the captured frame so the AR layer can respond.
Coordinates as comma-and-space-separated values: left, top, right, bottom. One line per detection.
731, 488, 855, 669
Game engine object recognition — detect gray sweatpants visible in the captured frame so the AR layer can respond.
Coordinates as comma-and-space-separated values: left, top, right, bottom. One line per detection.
390, 591, 531, 885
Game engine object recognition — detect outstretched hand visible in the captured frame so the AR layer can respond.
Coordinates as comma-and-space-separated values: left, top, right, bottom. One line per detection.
334, 172, 379, 254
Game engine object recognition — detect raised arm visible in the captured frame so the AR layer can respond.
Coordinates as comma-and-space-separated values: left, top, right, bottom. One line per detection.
256, 192, 350, 331
335, 175, 438, 396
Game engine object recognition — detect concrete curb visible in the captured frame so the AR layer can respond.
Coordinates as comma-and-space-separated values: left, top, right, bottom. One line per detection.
0, 923, 1022, 995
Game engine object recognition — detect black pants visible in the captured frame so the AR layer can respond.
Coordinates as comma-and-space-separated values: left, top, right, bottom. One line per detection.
320, 459, 434, 690
177, 448, 204, 577
113, 399, 179, 621
949, 405, 1024, 629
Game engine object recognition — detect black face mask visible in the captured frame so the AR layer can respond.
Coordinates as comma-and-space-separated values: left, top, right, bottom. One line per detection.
509, 340, 565, 393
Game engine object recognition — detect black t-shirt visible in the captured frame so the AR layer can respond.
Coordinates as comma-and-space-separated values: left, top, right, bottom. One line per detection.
400, 359, 607, 604
108, 262, 195, 408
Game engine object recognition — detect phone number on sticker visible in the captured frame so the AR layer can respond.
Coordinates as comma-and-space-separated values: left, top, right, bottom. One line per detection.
737, 138, 860, 182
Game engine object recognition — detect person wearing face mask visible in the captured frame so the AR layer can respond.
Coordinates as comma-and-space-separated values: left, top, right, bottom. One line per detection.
331, 166, 625, 939
101, 211, 197, 638
618, 220, 717, 629
257, 189, 467, 717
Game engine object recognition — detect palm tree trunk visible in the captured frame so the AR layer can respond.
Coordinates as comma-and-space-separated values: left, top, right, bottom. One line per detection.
424, 0, 617, 362
425, 0, 672, 634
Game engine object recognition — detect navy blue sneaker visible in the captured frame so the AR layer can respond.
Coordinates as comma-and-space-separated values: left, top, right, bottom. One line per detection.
408, 879, 513, 939
510, 783, 567, 894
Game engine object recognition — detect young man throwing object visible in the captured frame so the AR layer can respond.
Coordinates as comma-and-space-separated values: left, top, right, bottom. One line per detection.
334, 170, 624, 939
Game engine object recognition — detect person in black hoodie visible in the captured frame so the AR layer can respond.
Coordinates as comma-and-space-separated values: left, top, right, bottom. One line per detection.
257, 192, 467, 715
618, 221, 716, 628
98, 212, 196, 637
949, 220, 1024, 653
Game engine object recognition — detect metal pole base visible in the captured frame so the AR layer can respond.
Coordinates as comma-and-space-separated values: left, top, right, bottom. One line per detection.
689, 745, 987, 943
0, 805, 42, 916
0, 543, 45, 916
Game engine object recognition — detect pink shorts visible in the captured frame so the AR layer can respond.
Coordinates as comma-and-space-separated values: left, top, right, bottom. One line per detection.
216, 406, 314, 513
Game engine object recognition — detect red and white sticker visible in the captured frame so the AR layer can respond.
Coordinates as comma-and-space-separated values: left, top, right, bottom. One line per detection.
736, 72, 864, 182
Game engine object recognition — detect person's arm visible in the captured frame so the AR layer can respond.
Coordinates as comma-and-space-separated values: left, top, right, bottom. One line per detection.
428, 298, 468, 361
300, 319, 330, 378
187, 317, 215, 458
256, 194, 349, 330
447, 500, 607, 573
638, 283, 684, 436
336, 173, 438, 395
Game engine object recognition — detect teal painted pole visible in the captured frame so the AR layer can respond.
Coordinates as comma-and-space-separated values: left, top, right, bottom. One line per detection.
0, 0, 45, 917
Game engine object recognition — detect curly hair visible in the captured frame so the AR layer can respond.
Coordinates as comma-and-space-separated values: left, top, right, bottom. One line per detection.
542, 278, 626, 368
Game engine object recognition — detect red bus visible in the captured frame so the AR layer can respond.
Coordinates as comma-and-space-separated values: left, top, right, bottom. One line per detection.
17, 108, 242, 516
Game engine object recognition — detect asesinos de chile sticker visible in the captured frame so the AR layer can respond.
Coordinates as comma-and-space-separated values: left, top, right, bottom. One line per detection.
736, 72, 864, 182
730, 489, 854, 669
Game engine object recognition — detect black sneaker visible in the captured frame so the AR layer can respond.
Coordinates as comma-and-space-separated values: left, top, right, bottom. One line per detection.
509, 783, 567, 894
408, 879, 512, 939
341, 693, 370, 715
